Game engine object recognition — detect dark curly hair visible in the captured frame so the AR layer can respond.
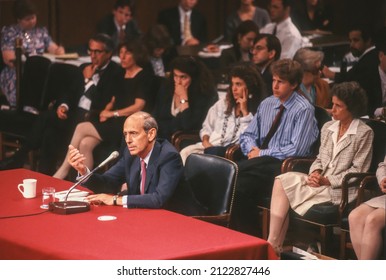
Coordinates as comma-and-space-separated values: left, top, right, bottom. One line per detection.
225, 62, 267, 115
331, 81, 367, 118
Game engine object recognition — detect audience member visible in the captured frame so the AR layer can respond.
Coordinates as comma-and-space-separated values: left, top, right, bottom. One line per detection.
372, 32, 386, 119
250, 33, 281, 95
157, 0, 207, 46
0, 34, 123, 174
293, 47, 331, 107
231, 59, 318, 235
96, 0, 141, 51
0, 0, 64, 107
291, 0, 333, 32
67, 111, 184, 209
349, 155, 386, 260
180, 62, 267, 163
142, 24, 175, 77
53, 40, 153, 180
322, 24, 381, 117
153, 55, 217, 141
267, 82, 373, 256
225, 0, 270, 42
260, 0, 303, 59
219, 20, 259, 77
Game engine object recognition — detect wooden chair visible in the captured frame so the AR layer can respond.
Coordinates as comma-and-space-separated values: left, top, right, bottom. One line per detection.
225, 106, 331, 241
170, 130, 200, 152
279, 119, 386, 257
339, 175, 383, 259
0, 54, 52, 169
184, 153, 238, 227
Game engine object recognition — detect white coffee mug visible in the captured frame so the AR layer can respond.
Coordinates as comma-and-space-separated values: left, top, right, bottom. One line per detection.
18, 179, 37, 198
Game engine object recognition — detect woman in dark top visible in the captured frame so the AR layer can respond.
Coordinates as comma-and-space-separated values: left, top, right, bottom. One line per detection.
220, 20, 259, 80
153, 55, 217, 141
54, 40, 153, 179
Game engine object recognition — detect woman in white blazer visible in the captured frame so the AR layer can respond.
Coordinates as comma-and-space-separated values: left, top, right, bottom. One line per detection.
267, 81, 374, 255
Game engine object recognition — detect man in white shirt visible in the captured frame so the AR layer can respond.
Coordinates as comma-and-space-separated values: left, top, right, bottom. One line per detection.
260, 0, 303, 59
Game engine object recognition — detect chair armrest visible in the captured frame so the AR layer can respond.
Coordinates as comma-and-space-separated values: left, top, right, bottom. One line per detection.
281, 157, 316, 173
338, 172, 374, 222
357, 175, 381, 206
171, 130, 200, 151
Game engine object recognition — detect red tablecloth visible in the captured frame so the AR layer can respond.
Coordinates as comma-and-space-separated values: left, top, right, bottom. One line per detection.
0, 169, 277, 260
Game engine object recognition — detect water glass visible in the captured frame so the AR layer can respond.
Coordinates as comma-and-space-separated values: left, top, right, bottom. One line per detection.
41, 187, 55, 209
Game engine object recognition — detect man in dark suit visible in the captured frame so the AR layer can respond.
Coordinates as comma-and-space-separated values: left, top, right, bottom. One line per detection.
157, 0, 207, 46
68, 111, 184, 209
322, 25, 382, 117
0, 34, 123, 174
251, 33, 282, 96
96, 0, 141, 51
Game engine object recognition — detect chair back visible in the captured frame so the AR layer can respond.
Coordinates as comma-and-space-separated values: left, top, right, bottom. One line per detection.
312, 106, 332, 154
184, 153, 238, 218
19, 55, 52, 112
362, 118, 386, 172
41, 62, 84, 110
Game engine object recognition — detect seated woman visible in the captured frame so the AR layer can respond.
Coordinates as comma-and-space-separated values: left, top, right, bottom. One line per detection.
180, 62, 267, 164
293, 47, 331, 108
53, 40, 152, 179
348, 156, 386, 260
220, 20, 259, 77
0, 0, 64, 107
267, 81, 374, 255
153, 55, 217, 141
142, 24, 175, 77
224, 0, 270, 41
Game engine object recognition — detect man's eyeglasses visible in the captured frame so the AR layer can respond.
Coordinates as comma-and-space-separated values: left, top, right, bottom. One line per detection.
250, 45, 267, 53
87, 48, 106, 55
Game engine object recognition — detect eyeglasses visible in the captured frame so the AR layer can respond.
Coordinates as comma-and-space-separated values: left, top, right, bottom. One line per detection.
87, 48, 106, 55
250, 45, 267, 53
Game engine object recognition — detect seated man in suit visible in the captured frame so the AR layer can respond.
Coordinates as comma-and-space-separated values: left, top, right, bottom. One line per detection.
322, 24, 382, 117
68, 111, 184, 209
96, 0, 141, 51
157, 0, 207, 46
0, 34, 123, 174
250, 33, 282, 96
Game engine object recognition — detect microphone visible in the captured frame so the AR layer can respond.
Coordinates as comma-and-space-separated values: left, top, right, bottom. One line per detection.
96, 151, 119, 169
49, 151, 119, 215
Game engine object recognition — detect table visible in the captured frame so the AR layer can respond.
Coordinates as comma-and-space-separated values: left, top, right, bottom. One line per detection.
0, 169, 277, 260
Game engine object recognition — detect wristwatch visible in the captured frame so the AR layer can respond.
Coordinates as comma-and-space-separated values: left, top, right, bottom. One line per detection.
180, 99, 188, 104
113, 195, 118, 206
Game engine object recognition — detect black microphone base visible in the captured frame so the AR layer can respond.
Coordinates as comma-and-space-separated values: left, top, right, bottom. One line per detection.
49, 201, 90, 215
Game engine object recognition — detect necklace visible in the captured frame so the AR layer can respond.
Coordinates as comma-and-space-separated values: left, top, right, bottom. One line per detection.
219, 113, 241, 146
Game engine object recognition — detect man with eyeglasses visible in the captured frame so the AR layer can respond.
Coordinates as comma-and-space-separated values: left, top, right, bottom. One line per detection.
0, 34, 124, 175
250, 33, 282, 95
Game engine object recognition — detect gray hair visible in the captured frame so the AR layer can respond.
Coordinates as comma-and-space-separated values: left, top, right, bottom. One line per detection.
130, 111, 158, 133
293, 48, 324, 74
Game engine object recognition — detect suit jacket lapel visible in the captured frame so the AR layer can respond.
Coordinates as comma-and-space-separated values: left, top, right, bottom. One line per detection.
144, 142, 161, 194
129, 157, 141, 195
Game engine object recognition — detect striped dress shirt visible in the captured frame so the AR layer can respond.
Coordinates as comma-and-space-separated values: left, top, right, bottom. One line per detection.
240, 92, 318, 160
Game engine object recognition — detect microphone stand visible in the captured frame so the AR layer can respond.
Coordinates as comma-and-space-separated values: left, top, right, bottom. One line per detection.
49, 151, 119, 215
49, 166, 101, 215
